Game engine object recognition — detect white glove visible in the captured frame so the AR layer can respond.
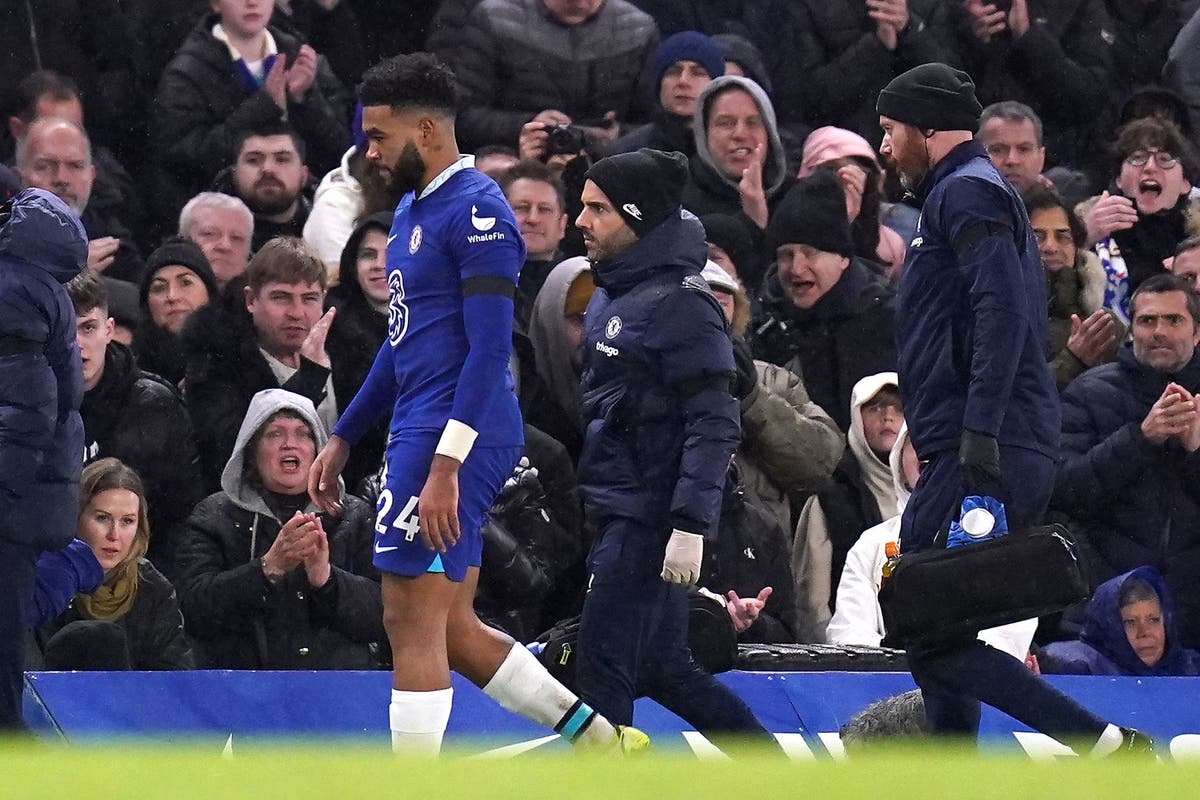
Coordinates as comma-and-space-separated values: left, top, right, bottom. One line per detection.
661, 530, 704, 585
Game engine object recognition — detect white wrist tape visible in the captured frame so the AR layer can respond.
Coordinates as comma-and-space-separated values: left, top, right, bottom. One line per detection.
435, 419, 478, 463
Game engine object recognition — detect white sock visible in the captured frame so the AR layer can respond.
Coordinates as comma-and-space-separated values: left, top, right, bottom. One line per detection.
482, 643, 617, 747
389, 688, 453, 756
1090, 723, 1124, 757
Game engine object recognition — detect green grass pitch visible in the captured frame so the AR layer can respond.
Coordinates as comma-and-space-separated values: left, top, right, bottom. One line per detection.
0, 741, 1190, 799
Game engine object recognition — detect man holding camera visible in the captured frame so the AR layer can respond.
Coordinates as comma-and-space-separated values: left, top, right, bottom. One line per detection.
877, 62, 1149, 754
450, 0, 659, 154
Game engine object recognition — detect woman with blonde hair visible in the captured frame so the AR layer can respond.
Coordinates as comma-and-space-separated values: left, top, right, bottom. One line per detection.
33, 458, 193, 670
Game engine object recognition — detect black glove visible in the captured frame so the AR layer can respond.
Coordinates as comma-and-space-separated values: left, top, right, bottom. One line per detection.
958, 430, 1001, 492
731, 336, 758, 402
492, 464, 547, 519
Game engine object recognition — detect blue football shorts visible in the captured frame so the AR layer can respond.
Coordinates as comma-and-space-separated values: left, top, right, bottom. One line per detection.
371, 431, 521, 582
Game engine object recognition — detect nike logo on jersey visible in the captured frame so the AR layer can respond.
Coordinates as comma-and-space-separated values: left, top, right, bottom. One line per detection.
471, 205, 496, 231
374, 542, 399, 554
387, 233, 397, 245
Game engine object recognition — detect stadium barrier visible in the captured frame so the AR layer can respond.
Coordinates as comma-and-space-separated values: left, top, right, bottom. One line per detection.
23, 669, 1200, 759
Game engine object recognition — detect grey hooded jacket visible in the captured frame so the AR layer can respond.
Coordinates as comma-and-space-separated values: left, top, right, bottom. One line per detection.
682, 75, 793, 237
176, 389, 386, 669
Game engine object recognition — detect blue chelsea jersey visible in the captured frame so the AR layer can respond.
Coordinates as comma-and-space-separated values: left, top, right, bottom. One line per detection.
382, 159, 525, 446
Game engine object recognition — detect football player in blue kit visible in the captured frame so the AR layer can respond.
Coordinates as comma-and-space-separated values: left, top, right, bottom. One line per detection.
308, 53, 647, 756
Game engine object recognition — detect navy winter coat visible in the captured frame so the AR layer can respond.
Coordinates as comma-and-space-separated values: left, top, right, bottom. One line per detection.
1053, 347, 1200, 648
897, 140, 1059, 459
0, 189, 87, 550
577, 212, 738, 540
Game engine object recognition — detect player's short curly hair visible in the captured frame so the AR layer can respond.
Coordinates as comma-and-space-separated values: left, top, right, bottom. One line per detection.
358, 52, 458, 115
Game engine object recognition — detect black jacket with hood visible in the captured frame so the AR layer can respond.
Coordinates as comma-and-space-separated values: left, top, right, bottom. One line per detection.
577, 211, 738, 541
0, 189, 87, 551
176, 389, 386, 669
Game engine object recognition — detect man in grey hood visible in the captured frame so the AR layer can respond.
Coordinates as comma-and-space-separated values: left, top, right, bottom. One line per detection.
176, 388, 385, 669
683, 75, 795, 274
525, 256, 595, 462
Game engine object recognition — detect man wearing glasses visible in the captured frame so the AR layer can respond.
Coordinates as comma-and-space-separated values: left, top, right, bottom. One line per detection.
1079, 117, 1199, 325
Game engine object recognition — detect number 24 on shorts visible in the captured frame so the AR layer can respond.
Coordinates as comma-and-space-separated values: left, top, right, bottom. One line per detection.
376, 489, 421, 541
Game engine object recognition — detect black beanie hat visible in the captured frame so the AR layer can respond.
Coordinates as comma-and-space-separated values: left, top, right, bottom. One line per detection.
700, 213, 755, 271
584, 148, 688, 237
103, 277, 143, 328
140, 236, 219, 307
765, 171, 855, 256
876, 63, 983, 133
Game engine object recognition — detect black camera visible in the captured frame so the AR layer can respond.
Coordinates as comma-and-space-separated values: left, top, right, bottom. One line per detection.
542, 124, 588, 157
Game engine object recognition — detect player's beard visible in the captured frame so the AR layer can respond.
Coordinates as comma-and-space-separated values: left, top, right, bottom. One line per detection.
386, 142, 427, 196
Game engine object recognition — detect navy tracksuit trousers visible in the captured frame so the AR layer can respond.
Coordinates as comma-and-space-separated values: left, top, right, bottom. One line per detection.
900, 445, 1108, 742
0, 539, 37, 729
577, 517, 770, 742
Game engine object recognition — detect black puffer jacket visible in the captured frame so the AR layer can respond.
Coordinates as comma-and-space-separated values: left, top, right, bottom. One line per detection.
33, 559, 194, 670
81, 342, 204, 579
1053, 346, 1200, 649
947, 0, 1114, 178
484, 425, 589, 637
151, 13, 349, 216
750, 258, 897, 431
790, 0, 957, 145
448, 0, 659, 149
177, 492, 385, 669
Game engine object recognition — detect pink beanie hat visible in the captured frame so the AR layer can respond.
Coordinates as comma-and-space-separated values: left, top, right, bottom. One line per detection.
799, 126, 880, 177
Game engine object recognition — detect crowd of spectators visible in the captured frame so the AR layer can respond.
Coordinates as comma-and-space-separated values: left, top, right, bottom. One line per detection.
10, 0, 1200, 678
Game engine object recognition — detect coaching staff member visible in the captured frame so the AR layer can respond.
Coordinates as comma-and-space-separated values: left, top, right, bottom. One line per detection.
877, 64, 1149, 754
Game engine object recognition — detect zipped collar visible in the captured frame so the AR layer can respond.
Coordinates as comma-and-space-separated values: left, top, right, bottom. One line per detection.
913, 139, 988, 204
